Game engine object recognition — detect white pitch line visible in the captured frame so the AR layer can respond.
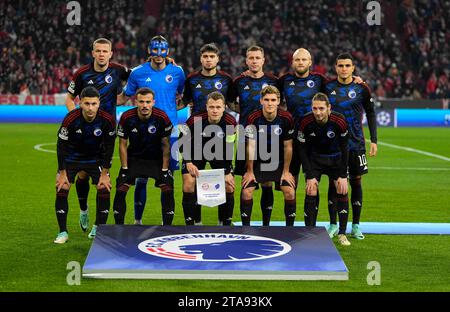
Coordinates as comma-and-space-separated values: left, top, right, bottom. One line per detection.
34, 143, 56, 153
371, 166, 450, 171
34, 142, 119, 159
368, 140, 450, 162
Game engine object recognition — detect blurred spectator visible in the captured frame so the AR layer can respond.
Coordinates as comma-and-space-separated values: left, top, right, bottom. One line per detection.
0, 0, 448, 100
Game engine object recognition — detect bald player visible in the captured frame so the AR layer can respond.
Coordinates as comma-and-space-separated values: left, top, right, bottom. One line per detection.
278, 48, 364, 228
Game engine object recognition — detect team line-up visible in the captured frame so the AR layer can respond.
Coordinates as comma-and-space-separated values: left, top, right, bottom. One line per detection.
54, 35, 378, 247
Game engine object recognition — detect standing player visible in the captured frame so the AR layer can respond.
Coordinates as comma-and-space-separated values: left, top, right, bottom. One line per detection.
241, 86, 296, 226
65, 38, 129, 232
112, 88, 174, 225
181, 43, 235, 225
54, 87, 116, 243
325, 53, 377, 239
278, 48, 364, 226
180, 92, 236, 226
182, 43, 235, 114
233, 45, 278, 226
298, 93, 351, 246
118, 35, 185, 225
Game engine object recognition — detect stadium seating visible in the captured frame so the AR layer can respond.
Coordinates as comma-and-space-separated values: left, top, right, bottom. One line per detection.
0, 0, 448, 99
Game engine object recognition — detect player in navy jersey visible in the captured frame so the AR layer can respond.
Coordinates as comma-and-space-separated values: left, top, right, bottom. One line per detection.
182, 43, 235, 114
181, 43, 235, 225
298, 93, 351, 246
65, 38, 129, 232
278, 48, 364, 227
112, 88, 174, 225
233, 45, 278, 226
118, 35, 185, 225
325, 53, 378, 240
241, 86, 296, 226
179, 92, 236, 226
54, 87, 116, 243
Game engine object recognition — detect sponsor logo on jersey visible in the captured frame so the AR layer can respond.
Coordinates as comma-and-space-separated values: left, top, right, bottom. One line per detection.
137, 233, 291, 261
289, 81, 295, 86
76, 129, 82, 134
244, 85, 250, 90
131, 128, 138, 133
196, 84, 202, 89
93, 128, 102, 136
88, 80, 94, 84
105, 75, 113, 84
331, 90, 336, 95
146, 77, 152, 83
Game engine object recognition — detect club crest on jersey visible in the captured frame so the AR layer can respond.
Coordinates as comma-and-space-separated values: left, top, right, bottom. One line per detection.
93, 128, 102, 136
273, 126, 282, 135
165, 75, 173, 83
306, 80, 315, 88
137, 233, 291, 261
214, 81, 223, 90
148, 125, 157, 134
105, 75, 113, 84
348, 90, 357, 99
327, 130, 335, 138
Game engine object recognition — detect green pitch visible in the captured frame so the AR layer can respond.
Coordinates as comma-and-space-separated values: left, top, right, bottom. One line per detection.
0, 124, 449, 292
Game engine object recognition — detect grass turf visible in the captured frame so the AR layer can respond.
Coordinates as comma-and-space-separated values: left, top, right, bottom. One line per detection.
0, 124, 449, 292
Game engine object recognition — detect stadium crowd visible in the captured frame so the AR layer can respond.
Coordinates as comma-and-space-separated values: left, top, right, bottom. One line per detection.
1, 0, 448, 100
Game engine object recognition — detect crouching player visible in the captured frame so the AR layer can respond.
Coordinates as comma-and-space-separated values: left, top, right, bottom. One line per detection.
112, 88, 174, 225
180, 91, 237, 225
54, 86, 116, 243
241, 85, 296, 226
297, 93, 351, 246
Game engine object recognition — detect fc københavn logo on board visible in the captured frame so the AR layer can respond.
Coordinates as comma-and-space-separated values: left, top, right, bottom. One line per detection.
138, 233, 291, 262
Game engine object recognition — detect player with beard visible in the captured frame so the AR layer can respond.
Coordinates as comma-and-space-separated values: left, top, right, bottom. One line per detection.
65, 38, 129, 232
181, 43, 235, 225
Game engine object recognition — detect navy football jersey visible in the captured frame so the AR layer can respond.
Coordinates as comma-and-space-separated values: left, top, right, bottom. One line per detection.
324, 79, 377, 152
180, 111, 237, 163
297, 111, 348, 178
68, 62, 130, 116
117, 107, 173, 160
57, 108, 116, 170
233, 72, 278, 125
182, 70, 235, 114
278, 72, 327, 122
245, 109, 295, 166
